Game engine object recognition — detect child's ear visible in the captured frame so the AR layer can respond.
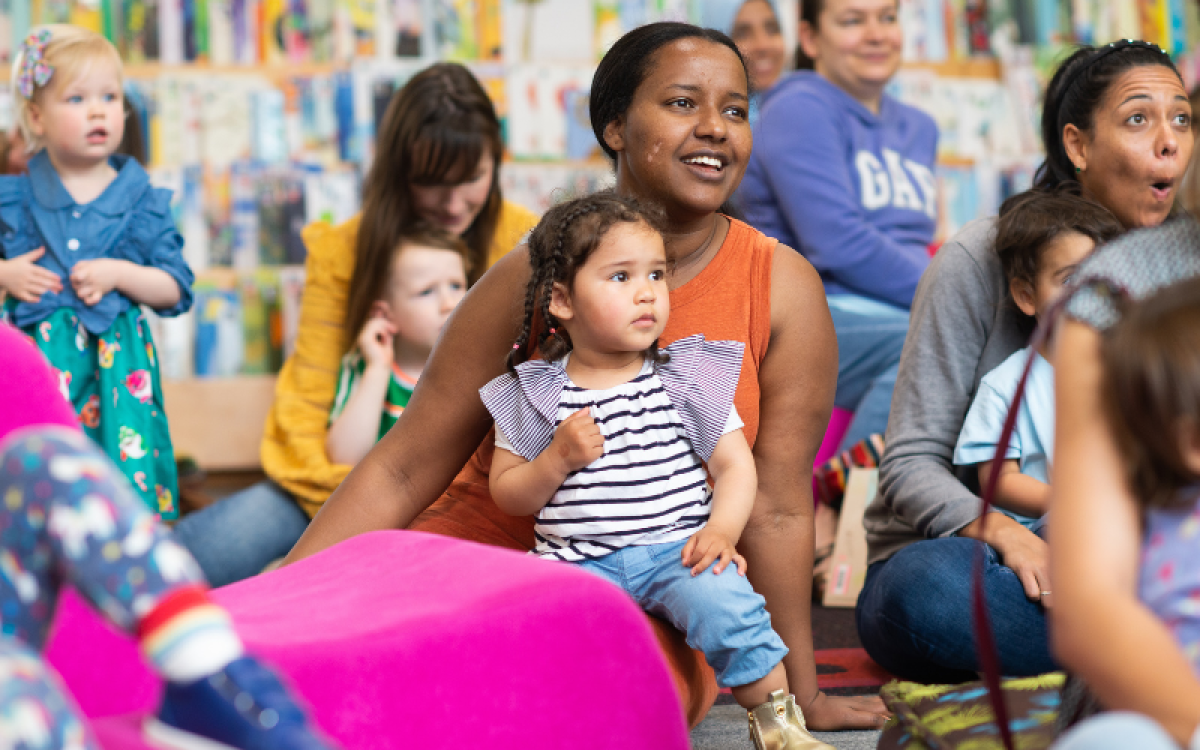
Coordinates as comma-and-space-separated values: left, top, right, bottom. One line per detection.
1010, 278, 1037, 318
26, 104, 44, 138
548, 282, 574, 322
370, 299, 392, 321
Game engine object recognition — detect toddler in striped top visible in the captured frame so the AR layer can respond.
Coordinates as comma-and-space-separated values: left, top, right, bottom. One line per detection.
480, 192, 833, 750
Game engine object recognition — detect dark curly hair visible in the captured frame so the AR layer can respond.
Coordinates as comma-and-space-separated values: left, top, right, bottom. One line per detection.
508, 192, 668, 373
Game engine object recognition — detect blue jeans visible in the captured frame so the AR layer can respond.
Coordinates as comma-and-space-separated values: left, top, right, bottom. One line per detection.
1053, 713, 1182, 750
855, 533, 1056, 684
827, 300, 909, 452
578, 539, 788, 688
173, 480, 310, 588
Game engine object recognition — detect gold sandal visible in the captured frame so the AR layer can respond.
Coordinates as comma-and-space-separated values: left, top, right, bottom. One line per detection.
748, 690, 836, 750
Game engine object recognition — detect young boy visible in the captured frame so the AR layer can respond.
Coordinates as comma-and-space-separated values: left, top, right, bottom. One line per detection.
953, 189, 1122, 524
325, 226, 471, 465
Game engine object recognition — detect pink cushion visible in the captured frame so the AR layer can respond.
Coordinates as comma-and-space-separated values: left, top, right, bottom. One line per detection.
0, 323, 79, 440
47, 530, 689, 749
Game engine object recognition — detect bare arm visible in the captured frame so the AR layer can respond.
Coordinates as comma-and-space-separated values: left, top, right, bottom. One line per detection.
324, 361, 391, 466
284, 248, 532, 563
977, 459, 1050, 519
112, 263, 182, 308
741, 243, 887, 729
1050, 320, 1200, 745
680, 428, 757, 576
490, 408, 603, 516
703, 428, 757, 541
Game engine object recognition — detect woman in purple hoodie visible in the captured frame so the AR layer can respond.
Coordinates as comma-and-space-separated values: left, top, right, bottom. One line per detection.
739, 0, 937, 452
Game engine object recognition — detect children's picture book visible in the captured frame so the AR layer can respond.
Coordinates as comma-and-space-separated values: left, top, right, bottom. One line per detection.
193, 281, 244, 378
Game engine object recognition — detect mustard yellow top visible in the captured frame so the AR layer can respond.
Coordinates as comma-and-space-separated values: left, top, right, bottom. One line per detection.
261, 200, 539, 516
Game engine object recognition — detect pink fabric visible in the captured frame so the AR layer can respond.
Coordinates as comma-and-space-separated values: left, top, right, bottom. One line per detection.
47, 530, 690, 750
812, 407, 854, 502
0, 322, 78, 440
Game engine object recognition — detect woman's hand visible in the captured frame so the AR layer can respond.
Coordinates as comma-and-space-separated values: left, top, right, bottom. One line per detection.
802, 691, 891, 731
681, 526, 746, 577
70, 258, 127, 305
961, 512, 1050, 603
357, 316, 397, 370
0, 248, 62, 302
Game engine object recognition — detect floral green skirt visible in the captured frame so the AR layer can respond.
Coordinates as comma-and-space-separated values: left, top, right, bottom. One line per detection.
11, 305, 179, 519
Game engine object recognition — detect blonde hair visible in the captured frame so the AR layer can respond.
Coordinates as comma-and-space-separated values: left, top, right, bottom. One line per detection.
12, 25, 124, 153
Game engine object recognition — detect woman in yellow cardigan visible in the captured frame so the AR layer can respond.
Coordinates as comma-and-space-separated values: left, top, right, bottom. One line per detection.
174, 63, 537, 587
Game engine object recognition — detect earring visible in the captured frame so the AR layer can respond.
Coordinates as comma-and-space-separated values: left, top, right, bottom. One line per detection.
1075, 165, 1082, 174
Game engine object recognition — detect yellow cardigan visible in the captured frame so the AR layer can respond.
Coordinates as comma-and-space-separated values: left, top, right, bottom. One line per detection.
261, 201, 539, 516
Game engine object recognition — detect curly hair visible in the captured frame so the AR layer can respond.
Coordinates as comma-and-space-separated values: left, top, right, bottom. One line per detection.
507, 192, 668, 373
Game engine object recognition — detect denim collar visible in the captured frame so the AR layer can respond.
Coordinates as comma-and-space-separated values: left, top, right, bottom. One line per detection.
28, 150, 146, 216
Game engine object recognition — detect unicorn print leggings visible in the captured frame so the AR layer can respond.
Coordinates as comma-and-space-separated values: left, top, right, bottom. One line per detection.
0, 426, 205, 749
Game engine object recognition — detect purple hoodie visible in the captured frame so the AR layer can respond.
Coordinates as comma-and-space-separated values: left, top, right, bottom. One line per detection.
738, 71, 938, 309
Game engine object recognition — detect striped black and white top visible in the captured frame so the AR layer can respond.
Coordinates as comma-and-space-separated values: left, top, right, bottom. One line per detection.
481, 334, 745, 562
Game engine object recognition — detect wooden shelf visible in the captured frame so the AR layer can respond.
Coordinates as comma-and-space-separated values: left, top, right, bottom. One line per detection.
163, 375, 277, 471
902, 58, 1002, 79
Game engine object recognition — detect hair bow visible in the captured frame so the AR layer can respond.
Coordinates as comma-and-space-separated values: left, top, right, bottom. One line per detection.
17, 29, 54, 99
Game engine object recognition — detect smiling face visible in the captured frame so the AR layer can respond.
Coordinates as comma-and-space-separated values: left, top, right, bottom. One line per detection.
1066, 66, 1193, 229
28, 57, 124, 170
378, 243, 469, 360
732, 0, 788, 92
603, 38, 752, 225
549, 221, 669, 366
799, 0, 902, 110
409, 150, 495, 236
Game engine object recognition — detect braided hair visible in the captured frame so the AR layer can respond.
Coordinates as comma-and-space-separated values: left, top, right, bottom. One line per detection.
507, 192, 668, 373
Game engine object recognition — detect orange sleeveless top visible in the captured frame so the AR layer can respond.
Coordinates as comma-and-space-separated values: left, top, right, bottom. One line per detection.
410, 218, 776, 550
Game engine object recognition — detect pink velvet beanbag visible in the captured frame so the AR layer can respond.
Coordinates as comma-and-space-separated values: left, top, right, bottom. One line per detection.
47, 529, 690, 750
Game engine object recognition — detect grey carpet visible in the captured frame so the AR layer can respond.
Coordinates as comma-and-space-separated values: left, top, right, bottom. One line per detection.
690, 704, 881, 750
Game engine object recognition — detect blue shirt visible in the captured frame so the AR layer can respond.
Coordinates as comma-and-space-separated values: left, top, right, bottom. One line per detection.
953, 346, 1054, 527
738, 71, 938, 309
0, 151, 193, 334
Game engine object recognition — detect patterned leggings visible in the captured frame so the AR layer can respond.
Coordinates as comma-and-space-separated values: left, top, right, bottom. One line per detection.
0, 426, 205, 749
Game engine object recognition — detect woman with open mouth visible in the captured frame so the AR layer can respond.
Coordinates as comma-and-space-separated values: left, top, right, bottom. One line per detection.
860, 39, 1193, 684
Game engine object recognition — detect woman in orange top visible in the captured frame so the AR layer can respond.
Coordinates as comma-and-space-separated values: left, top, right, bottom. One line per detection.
285, 23, 888, 734
173, 63, 537, 587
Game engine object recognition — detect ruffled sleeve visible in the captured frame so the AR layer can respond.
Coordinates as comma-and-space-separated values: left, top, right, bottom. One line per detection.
479, 359, 570, 462
0, 177, 43, 260
655, 334, 746, 461
119, 186, 194, 317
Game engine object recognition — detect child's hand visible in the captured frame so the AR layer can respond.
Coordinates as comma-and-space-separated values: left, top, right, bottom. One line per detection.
358, 316, 397, 370
0, 248, 62, 302
682, 527, 747, 577
70, 259, 127, 306
549, 407, 604, 473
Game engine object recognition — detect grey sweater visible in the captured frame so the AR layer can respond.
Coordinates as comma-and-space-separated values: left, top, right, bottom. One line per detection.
865, 217, 1028, 564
